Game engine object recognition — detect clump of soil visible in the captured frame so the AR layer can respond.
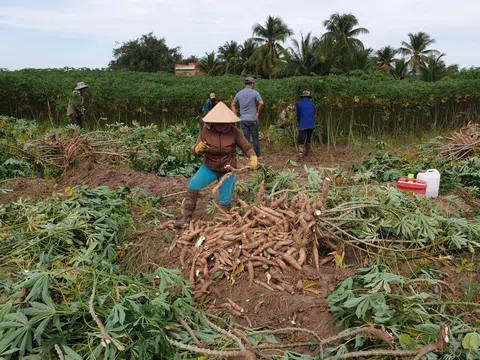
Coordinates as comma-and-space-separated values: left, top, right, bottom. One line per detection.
0, 177, 55, 204
59, 162, 188, 197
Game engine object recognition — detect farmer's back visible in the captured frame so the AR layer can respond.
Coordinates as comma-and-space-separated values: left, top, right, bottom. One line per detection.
233, 88, 262, 121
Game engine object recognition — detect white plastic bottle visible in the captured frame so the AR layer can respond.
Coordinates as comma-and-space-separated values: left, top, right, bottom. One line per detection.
417, 169, 441, 198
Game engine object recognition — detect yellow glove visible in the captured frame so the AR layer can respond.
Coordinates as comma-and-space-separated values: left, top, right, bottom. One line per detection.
249, 155, 258, 170
194, 141, 209, 154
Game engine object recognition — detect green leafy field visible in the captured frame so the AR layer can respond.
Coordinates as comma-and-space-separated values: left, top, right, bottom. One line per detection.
1, 70, 479, 139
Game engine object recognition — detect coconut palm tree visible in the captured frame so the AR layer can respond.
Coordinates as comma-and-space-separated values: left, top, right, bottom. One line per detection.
199, 52, 220, 76
181, 55, 199, 65
248, 15, 294, 78
375, 46, 398, 72
392, 58, 409, 79
420, 53, 447, 82
399, 32, 439, 74
346, 48, 374, 73
322, 13, 369, 72
316, 35, 343, 75
239, 39, 258, 75
287, 32, 319, 75
218, 41, 241, 75
322, 13, 369, 52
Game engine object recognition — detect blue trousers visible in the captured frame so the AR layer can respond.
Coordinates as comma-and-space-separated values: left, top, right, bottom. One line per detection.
188, 165, 236, 206
241, 121, 261, 156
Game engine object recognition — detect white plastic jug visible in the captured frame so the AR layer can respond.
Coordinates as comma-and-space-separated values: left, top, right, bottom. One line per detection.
417, 169, 441, 198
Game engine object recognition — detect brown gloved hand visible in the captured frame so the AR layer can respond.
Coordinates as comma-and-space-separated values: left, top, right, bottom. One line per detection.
194, 141, 210, 155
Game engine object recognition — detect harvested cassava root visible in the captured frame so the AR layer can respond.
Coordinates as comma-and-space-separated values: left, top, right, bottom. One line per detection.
170, 178, 338, 300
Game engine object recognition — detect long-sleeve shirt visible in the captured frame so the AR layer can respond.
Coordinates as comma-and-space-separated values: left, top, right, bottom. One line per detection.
296, 98, 315, 130
67, 90, 84, 117
193, 125, 255, 174
202, 99, 215, 115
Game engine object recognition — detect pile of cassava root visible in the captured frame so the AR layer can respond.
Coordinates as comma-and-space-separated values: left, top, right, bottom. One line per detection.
159, 179, 345, 300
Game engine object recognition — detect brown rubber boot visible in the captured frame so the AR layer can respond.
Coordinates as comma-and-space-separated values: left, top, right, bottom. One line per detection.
297, 145, 305, 161
305, 143, 312, 156
174, 189, 199, 229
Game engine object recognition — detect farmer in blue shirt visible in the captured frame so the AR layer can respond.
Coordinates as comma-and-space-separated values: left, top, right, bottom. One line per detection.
231, 77, 264, 157
200, 93, 216, 131
296, 90, 315, 160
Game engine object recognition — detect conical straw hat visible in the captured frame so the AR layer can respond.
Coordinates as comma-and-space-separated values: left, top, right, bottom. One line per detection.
203, 101, 240, 123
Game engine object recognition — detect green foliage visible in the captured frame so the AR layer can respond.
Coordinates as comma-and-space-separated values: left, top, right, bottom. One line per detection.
453, 67, 480, 80
249, 15, 294, 78
128, 120, 201, 177
420, 54, 447, 82
352, 138, 480, 196
443, 157, 480, 195
199, 52, 221, 76
0, 116, 202, 179
328, 265, 480, 359
0, 186, 199, 358
399, 32, 439, 74
0, 186, 133, 267
1, 70, 479, 137
109, 33, 182, 73
0, 116, 50, 180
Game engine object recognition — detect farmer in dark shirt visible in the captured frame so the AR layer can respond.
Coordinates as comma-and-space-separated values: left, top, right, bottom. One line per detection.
67, 82, 88, 127
296, 90, 315, 160
200, 93, 216, 131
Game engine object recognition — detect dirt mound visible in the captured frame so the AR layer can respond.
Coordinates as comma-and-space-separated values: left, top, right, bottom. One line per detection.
59, 162, 188, 197
59, 162, 220, 219
132, 230, 349, 337
0, 177, 55, 204
207, 266, 352, 335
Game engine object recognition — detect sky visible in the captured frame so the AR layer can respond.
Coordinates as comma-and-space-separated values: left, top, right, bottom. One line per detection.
1, 0, 479, 70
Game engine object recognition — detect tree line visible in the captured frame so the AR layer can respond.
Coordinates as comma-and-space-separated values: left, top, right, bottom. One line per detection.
108, 13, 477, 82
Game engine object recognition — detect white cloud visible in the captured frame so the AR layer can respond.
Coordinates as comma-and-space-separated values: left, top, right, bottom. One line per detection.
0, 0, 479, 68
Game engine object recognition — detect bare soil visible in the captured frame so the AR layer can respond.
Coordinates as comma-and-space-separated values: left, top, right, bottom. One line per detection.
0, 177, 55, 204
131, 229, 352, 336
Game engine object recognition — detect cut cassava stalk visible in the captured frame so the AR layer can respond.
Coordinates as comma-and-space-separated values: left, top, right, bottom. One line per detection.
167, 338, 247, 358
54, 344, 65, 360
212, 165, 250, 195
176, 317, 205, 348
89, 276, 118, 349
312, 234, 320, 273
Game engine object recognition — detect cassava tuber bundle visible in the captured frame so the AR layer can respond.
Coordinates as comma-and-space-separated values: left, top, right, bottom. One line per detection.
169, 180, 338, 300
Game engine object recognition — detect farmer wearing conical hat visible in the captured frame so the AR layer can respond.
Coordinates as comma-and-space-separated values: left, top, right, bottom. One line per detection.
67, 82, 89, 127
175, 102, 258, 228
296, 90, 315, 160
